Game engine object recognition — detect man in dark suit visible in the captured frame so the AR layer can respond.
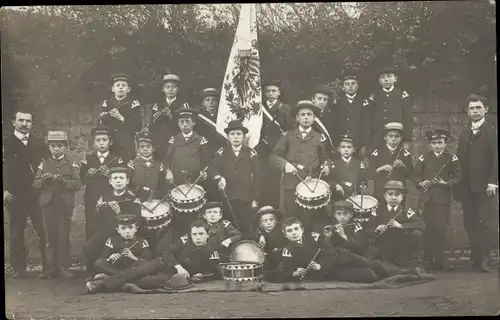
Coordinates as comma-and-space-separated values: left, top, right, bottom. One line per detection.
3, 109, 50, 278
453, 94, 498, 272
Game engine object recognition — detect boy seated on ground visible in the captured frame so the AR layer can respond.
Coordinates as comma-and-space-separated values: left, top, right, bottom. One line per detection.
201, 201, 243, 255
92, 214, 152, 277
253, 206, 287, 273
162, 220, 228, 283
365, 180, 426, 270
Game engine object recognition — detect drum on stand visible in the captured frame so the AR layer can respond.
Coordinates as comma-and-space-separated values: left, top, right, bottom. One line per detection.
141, 199, 173, 230
221, 240, 265, 282
347, 195, 378, 225
295, 179, 331, 210
170, 184, 207, 213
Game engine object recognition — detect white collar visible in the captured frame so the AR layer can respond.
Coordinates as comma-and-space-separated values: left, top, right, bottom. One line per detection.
299, 126, 311, 134
114, 190, 126, 196
387, 204, 399, 211
182, 131, 193, 139
232, 145, 242, 153
296, 238, 303, 244
53, 155, 65, 161
141, 156, 153, 162
14, 130, 29, 141
267, 99, 277, 107
115, 95, 127, 101
346, 93, 357, 100
386, 144, 397, 152
471, 118, 485, 130
383, 86, 395, 93
166, 96, 177, 104
341, 156, 352, 163
97, 150, 109, 158
434, 151, 443, 157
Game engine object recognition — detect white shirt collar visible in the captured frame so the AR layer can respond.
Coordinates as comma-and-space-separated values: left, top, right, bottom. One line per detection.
232, 145, 242, 153
166, 96, 177, 105
341, 156, 352, 163
346, 93, 357, 100
387, 204, 399, 211
53, 154, 65, 161
386, 144, 397, 153
182, 131, 193, 139
14, 130, 29, 141
434, 151, 443, 157
471, 118, 485, 130
97, 151, 109, 158
299, 126, 312, 134
115, 95, 127, 101
141, 156, 153, 162
267, 99, 277, 108
114, 190, 126, 196
383, 86, 395, 93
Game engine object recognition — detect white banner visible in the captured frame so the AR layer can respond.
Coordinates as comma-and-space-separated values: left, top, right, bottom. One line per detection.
216, 4, 262, 148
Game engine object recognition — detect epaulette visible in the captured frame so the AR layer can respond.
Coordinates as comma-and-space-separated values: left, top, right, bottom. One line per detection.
369, 94, 375, 101
117, 157, 124, 164
250, 148, 258, 158
371, 149, 378, 156
209, 250, 220, 260
360, 161, 365, 169
168, 136, 175, 144
159, 162, 165, 171
142, 240, 150, 248
200, 136, 208, 145
105, 238, 113, 248
72, 161, 79, 168
281, 131, 288, 136
331, 163, 335, 168
133, 198, 141, 204
81, 156, 88, 165
320, 134, 327, 142
407, 208, 416, 218
404, 149, 410, 157
127, 160, 135, 169
180, 235, 188, 244
217, 147, 224, 155
223, 220, 231, 228
362, 99, 369, 107
402, 91, 409, 98
333, 99, 337, 104
127, 190, 136, 197
102, 100, 107, 107
371, 208, 377, 217
152, 103, 159, 112
37, 161, 44, 170
452, 154, 458, 162
282, 248, 292, 257
131, 100, 140, 108
311, 232, 320, 242
418, 154, 424, 162
354, 223, 363, 233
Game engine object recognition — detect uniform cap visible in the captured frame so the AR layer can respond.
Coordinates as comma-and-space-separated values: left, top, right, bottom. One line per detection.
383, 122, 405, 133
109, 73, 131, 85
109, 165, 130, 176
377, 66, 398, 77
201, 88, 219, 97
384, 180, 407, 192
173, 107, 198, 120
312, 85, 331, 96
332, 200, 354, 212
426, 129, 450, 141
135, 131, 154, 143
202, 201, 223, 211
341, 70, 358, 81
47, 131, 68, 142
163, 74, 181, 83
91, 126, 111, 137
116, 214, 137, 225
255, 205, 284, 221
224, 120, 249, 135
292, 100, 320, 117
263, 79, 281, 89
339, 134, 355, 144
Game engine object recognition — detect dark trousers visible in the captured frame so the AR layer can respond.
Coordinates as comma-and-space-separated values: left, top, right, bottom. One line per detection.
223, 199, 253, 237
372, 229, 424, 267
84, 196, 98, 240
97, 257, 171, 290
41, 200, 72, 270
422, 199, 450, 264
7, 193, 47, 272
461, 191, 496, 265
260, 164, 281, 209
83, 212, 116, 274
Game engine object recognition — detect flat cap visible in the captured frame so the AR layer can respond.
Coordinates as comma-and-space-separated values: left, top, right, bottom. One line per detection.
255, 205, 284, 220
426, 129, 450, 141
263, 79, 281, 89
47, 131, 68, 142
332, 200, 354, 212
163, 74, 181, 83
201, 88, 219, 97
135, 131, 154, 143
91, 126, 111, 137
383, 122, 405, 133
339, 134, 355, 144
116, 214, 137, 225
224, 120, 248, 135
109, 73, 131, 84
384, 180, 407, 192
173, 107, 198, 120
312, 85, 331, 96
202, 201, 223, 211
292, 100, 320, 117
341, 70, 358, 81
377, 66, 398, 76
109, 165, 130, 176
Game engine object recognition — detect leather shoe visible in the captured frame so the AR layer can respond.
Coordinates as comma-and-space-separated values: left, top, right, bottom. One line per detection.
85, 280, 104, 293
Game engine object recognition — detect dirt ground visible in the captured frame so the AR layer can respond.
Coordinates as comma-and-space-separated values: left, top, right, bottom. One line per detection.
5, 267, 500, 319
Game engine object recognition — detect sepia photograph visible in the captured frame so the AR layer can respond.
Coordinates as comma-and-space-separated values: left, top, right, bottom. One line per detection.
2, 2, 499, 318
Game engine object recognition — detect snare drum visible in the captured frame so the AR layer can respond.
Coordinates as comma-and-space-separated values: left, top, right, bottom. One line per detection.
170, 184, 206, 213
347, 195, 378, 222
221, 262, 263, 282
295, 179, 331, 210
141, 199, 172, 230
229, 240, 266, 264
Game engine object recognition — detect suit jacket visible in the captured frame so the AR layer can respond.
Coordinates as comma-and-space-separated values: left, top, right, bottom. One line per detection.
100, 235, 153, 269
259, 100, 296, 154
127, 157, 167, 202
328, 222, 367, 256
270, 128, 332, 190
331, 94, 371, 147
312, 105, 335, 154
206, 219, 243, 246
365, 204, 425, 241
33, 154, 82, 207
414, 150, 461, 205
330, 157, 366, 197
3, 132, 49, 196
209, 145, 262, 201
454, 121, 498, 200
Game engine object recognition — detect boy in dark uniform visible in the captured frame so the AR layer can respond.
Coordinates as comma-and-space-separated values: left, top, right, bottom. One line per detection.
80, 126, 124, 241
164, 107, 210, 186
453, 94, 498, 272
147, 74, 188, 159
209, 120, 261, 234
198, 87, 219, 122
200, 201, 243, 255
276, 217, 399, 283
365, 181, 425, 270
311, 85, 335, 156
331, 71, 371, 158
97, 73, 142, 160
258, 80, 296, 209
270, 100, 331, 230
367, 67, 414, 151
83, 165, 141, 276
330, 135, 366, 201
368, 122, 414, 201
127, 131, 167, 203
253, 206, 287, 273
33, 131, 82, 279
415, 129, 461, 271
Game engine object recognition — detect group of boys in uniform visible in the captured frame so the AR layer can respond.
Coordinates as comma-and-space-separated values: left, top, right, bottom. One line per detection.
4, 67, 496, 291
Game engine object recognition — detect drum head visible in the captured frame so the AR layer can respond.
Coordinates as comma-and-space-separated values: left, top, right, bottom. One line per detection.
229, 240, 265, 264
141, 200, 170, 218
348, 195, 378, 213
295, 179, 329, 199
170, 184, 205, 202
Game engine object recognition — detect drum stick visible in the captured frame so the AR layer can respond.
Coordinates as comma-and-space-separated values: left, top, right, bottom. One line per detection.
170, 180, 188, 198
345, 197, 364, 211
140, 202, 156, 215
295, 172, 315, 193
185, 157, 216, 197
312, 170, 324, 193
221, 188, 240, 229
300, 248, 322, 280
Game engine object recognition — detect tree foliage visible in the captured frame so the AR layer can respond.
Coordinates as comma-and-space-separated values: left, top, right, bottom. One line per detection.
1, 2, 496, 131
